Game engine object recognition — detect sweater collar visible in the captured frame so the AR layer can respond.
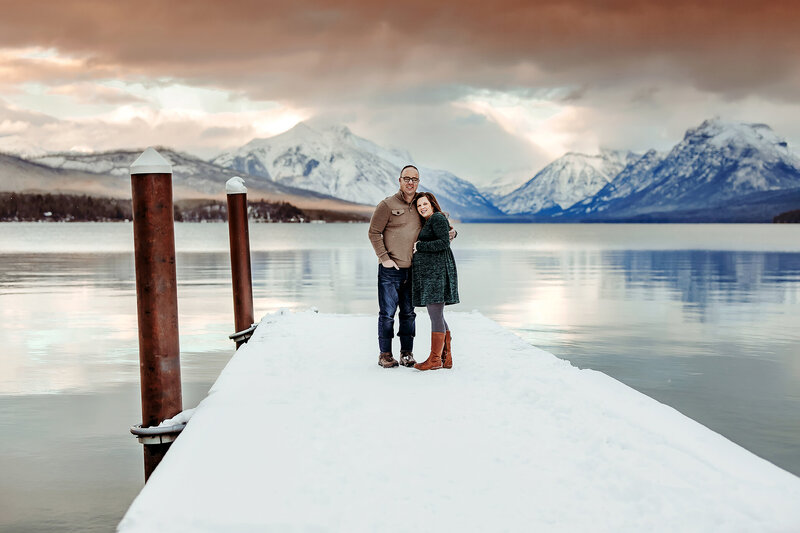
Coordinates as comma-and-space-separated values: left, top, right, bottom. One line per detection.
395, 189, 416, 207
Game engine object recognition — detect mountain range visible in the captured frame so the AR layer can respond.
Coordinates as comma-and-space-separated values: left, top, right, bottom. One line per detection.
553, 119, 800, 222
494, 150, 641, 215
211, 122, 502, 219
1, 118, 798, 222
4, 147, 374, 217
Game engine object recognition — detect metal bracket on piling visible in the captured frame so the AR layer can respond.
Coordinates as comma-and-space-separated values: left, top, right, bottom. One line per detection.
130, 423, 187, 445
229, 323, 258, 345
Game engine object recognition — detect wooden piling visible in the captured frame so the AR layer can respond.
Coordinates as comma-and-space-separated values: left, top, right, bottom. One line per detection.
130, 147, 183, 481
226, 177, 254, 348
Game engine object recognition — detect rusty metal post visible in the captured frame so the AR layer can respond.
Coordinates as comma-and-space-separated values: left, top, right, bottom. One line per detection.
130, 147, 183, 481
226, 177, 254, 348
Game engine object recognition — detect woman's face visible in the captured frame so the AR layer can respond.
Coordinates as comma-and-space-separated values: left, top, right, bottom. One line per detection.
416, 196, 433, 218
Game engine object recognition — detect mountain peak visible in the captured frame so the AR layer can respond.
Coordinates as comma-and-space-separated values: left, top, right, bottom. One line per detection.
325, 124, 353, 138
496, 148, 640, 214
280, 121, 321, 141
288, 121, 314, 133
686, 118, 789, 153
561, 151, 594, 160
279, 121, 357, 144
208, 120, 499, 218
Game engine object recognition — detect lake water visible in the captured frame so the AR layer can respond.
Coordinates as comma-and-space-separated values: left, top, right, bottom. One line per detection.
1, 222, 799, 531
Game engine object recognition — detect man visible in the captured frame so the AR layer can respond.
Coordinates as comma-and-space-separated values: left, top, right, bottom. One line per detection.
368, 165, 455, 368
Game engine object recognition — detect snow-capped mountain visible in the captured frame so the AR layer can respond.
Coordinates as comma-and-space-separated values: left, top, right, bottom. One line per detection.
496, 150, 640, 215
0, 137, 49, 159
565, 149, 666, 216
562, 119, 800, 220
25, 149, 362, 211
7, 117, 800, 223
33, 148, 269, 196
0, 151, 127, 196
479, 173, 532, 202
213, 123, 405, 202
417, 167, 503, 218
212, 122, 502, 218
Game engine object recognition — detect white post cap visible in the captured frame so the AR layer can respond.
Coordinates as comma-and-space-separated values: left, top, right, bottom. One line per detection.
226, 176, 247, 194
130, 147, 172, 175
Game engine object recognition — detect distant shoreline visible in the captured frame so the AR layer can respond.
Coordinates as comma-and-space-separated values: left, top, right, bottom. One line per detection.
0, 192, 369, 224
1, 192, 796, 223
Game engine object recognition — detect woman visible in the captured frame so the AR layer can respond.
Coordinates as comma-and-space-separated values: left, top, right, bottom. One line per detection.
411, 192, 459, 371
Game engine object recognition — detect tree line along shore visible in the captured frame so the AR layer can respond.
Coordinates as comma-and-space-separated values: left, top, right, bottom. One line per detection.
0, 192, 369, 223
773, 209, 800, 223
0, 192, 796, 223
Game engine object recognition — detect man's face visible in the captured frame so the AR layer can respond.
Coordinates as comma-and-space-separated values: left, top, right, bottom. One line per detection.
399, 168, 420, 196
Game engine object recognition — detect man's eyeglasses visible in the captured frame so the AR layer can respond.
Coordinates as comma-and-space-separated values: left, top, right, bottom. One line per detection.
401, 177, 420, 183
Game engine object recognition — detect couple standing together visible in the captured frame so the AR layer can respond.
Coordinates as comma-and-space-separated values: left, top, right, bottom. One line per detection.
368, 165, 459, 371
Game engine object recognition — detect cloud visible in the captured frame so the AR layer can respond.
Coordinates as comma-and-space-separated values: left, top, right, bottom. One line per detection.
330, 100, 554, 185
0, 97, 56, 126
1, 1, 798, 104
1, 1, 800, 183
0, 97, 308, 158
48, 84, 146, 106
0, 47, 120, 89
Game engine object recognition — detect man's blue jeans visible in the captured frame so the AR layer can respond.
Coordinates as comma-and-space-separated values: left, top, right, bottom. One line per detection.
378, 264, 415, 354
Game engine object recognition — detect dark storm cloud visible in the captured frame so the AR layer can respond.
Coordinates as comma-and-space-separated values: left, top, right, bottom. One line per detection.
1, 0, 798, 104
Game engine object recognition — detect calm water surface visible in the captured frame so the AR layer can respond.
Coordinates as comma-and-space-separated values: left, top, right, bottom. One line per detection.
1, 222, 799, 531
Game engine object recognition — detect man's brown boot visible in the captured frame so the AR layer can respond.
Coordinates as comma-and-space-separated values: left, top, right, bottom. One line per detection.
378, 352, 399, 368
414, 332, 445, 371
442, 331, 453, 369
399, 351, 416, 367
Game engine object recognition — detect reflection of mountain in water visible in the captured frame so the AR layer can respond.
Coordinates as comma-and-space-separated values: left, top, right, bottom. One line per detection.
606, 250, 800, 311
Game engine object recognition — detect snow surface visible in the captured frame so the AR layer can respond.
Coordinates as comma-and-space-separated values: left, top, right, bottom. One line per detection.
225, 176, 247, 194
118, 310, 800, 532
157, 408, 196, 428
130, 147, 172, 175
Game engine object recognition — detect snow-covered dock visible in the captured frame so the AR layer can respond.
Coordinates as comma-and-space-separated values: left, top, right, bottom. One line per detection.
119, 311, 800, 532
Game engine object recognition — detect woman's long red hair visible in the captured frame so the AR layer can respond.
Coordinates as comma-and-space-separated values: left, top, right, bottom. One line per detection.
415, 191, 444, 217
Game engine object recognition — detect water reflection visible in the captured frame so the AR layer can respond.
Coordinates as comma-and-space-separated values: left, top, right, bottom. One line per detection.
3, 246, 799, 394
1, 224, 800, 532
612, 250, 800, 308
251, 249, 377, 315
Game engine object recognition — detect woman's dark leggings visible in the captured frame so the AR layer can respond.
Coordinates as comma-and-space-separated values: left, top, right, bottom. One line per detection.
426, 303, 450, 333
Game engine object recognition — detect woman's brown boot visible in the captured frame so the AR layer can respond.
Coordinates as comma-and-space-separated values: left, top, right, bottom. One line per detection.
442, 331, 452, 369
414, 332, 445, 371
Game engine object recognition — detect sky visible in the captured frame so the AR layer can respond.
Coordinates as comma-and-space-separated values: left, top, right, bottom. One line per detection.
1, 0, 799, 186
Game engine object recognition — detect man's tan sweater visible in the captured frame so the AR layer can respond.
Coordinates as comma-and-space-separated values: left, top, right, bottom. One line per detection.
368, 190, 422, 268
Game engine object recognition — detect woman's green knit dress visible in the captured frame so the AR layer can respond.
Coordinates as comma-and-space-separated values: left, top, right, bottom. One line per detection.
412, 212, 459, 307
